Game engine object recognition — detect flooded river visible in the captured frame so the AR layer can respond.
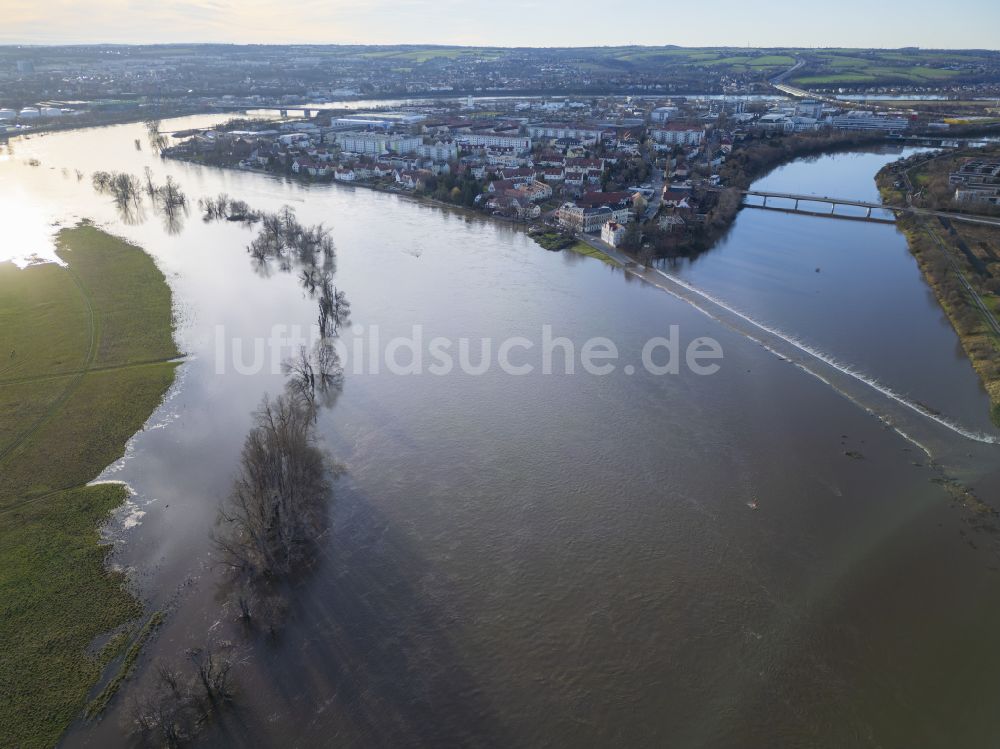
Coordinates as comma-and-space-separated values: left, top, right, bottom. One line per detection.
2, 118, 1000, 747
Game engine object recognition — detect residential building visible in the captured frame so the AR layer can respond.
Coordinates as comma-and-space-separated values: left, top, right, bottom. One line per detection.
601, 221, 627, 247
457, 133, 532, 151
415, 140, 459, 161
335, 131, 422, 156
650, 124, 704, 146
527, 123, 604, 144
557, 202, 630, 233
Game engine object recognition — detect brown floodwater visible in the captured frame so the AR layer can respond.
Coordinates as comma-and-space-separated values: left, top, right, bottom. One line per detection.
2, 118, 999, 747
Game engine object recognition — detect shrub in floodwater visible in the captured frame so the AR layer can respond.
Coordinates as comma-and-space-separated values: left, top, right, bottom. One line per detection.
126, 645, 236, 747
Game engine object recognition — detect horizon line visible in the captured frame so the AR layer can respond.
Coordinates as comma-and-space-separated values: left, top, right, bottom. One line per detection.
1, 42, 998, 52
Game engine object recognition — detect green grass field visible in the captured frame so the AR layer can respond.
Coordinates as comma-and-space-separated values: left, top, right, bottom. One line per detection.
566, 241, 621, 267
0, 224, 180, 748
791, 49, 976, 86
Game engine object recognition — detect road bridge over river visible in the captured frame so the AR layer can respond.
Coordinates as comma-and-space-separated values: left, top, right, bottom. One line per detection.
726, 189, 1000, 228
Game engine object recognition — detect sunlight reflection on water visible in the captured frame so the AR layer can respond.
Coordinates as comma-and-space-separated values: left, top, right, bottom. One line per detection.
0, 184, 63, 268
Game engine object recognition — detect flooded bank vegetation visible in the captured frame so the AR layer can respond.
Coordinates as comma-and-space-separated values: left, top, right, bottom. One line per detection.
213, 204, 348, 586
122, 198, 350, 745
127, 645, 237, 747
110, 195, 348, 745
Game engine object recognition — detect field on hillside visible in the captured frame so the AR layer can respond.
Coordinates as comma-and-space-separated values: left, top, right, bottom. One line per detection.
791, 48, 994, 87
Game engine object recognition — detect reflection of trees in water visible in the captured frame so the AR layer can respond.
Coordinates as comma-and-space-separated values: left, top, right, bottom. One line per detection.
317, 275, 350, 339
202, 201, 505, 748
91, 168, 190, 233
159, 200, 188, 236
115, 196, 147, 226
232, 203, 349, 405
284, 341, 344, 413
199, 193, 261, 224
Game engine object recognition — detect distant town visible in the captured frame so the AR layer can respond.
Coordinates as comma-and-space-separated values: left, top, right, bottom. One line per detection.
153, 89, 997, 261
3, 44, 999, 260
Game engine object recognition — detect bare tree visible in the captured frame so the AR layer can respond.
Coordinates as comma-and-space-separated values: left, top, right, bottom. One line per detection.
143, 166, 158, 197
317, 276, 350, 338
214, 393, 331, 579
145, 119, 167, 154
187, 647, 235, 709
126, 647, 237, 747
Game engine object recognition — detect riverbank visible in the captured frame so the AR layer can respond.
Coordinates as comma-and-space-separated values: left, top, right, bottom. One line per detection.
886, 210, 1000, 424
3, 104, 234, 141
877, 157, 1000, 423
0, 224, 181, 748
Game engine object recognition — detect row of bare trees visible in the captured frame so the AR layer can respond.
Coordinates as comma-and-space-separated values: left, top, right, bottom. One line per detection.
92, 168, 188, 227
198, 192, 260, 223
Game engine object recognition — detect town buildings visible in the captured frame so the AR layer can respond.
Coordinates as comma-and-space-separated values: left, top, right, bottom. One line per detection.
829, 111, 911, 133
950, 159, 1000, 205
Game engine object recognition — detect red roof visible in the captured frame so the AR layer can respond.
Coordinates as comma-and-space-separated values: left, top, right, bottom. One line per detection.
578, 191, 631, 207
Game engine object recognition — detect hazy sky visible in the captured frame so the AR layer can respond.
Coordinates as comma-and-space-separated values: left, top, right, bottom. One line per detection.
2, 0, 998, 48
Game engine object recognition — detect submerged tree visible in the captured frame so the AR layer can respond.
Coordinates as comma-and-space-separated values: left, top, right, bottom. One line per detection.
145, 118, 168, 154
157, 175, 187, 211
127, 645, 237, 747
92, 170, 143, 210
316, 276, 350, 338
213, 393, 331, 580
244, 205, 335, 271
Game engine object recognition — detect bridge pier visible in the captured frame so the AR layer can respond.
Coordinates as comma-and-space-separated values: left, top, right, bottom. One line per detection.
762, 196, 767, 207
866, 206, 871, 218
794, 199, 798, 210
279, 108, 287, 118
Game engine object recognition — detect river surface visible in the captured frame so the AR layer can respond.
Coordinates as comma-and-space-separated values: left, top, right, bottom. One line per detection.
3, 120, 1000, 748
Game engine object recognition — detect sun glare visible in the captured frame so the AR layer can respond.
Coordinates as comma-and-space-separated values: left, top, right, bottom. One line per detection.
0, 187, 63, 268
